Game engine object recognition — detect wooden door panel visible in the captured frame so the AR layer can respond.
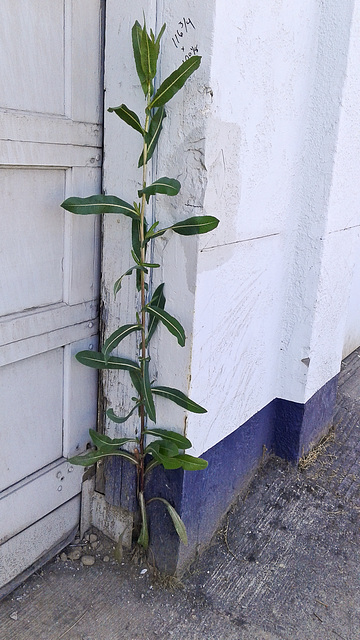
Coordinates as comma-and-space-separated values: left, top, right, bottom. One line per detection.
63, 335, 99, 458
71, 0, 105, 123
0, 0, 65, 115
1, 168, 65, 316
0, 349, 64, 491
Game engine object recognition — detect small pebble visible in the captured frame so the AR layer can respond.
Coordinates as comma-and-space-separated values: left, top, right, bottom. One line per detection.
103, 555, 110, 563
89, 533, 98, 543
68, 549, 82, 561
84, 534, 90, 542
91, 541, 99, 550
10, 612, 18, 621
81, 555, 95, 566
60, 552, 68, 562
140, 568, 147, 575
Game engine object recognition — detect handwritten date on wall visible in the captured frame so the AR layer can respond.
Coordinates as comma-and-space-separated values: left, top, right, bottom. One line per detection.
171, 18, 199, 62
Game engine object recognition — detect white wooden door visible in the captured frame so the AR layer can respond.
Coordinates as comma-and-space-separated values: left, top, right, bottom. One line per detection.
0, 0, 104, 595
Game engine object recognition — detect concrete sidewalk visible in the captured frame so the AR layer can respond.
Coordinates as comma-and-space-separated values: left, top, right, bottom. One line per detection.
0, 351, 359, 640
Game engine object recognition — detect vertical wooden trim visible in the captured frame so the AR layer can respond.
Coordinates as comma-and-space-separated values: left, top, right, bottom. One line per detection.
62, 343, 71, 457
95, 0, 109, 495
62, 167, 73, 304
64, 0, 73, 118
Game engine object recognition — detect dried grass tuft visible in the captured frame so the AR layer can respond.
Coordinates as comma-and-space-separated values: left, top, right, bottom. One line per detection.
298, 427, 336, 471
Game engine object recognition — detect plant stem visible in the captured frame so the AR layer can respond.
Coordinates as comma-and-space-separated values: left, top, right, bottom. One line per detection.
138, 87, 151, 495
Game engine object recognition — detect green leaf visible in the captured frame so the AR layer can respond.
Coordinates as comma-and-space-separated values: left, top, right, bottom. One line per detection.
138, 177, 180, 203
129, 370, 142, 396
103, 324, 142, 360
132, 219, 141, 263
144, 428, 192, 449
142, 359, 156, 423
148, 498, 188, 545
145, 439, 179, 458
151, 386, 207, 413
146, 442, 183, 469
108, 104, 144, 135
137, 491, 149, 549
75, 351, 141, 374
148, 56, 201, 110
68, 449, 138, 467
146, 306, 185, 347
149, 283, 166, 306
146, 226, 169, 239
89, 428, 136, 449
61, 195, 138, 220
106, 405, 140, 424
138, 107, 166, 167
88, 429, 137, 453
171, 215, 219, 235
156, 22, 166, 47
135, 267, 142, 293
140, 24, 158, 82
155, 456, 183, 470
131, 248, 141, 265
114, 265, 147, 296
145, 221, 160, 239
144, 216, 219, 241
146, 283, 166, 346
132, 21, 147, 95
175, 454, 208, 470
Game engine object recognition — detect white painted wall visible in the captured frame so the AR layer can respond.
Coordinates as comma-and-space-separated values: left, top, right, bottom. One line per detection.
103, 0, 360, 458
188, 0, 360, 453
333, 1, 360, 359
187, 0, 310, 452
277, 0, 356, 403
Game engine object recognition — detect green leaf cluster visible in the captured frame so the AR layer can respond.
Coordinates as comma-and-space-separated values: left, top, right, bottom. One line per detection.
62, 18, 219, 552
69, 426, 207, 476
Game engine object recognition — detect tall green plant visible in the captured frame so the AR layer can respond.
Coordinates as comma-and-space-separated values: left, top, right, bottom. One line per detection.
61, 19, 219, 550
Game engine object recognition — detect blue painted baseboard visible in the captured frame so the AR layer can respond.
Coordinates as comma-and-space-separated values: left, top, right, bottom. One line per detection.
146, 401, 275, 573
146, 374, 338, 573
274, 374, 338, 460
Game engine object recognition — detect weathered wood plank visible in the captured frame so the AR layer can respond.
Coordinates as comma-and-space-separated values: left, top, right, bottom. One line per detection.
0, 320, 98, 366
0, 111, 102, 147
0, 301, 98, 348
0, 459, 82, 544
0, 497, 80, 590
0, 140, 102, 166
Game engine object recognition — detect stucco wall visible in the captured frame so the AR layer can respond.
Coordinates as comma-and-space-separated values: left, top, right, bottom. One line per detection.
187, 0, 360, 455
103, 0, 360, 461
